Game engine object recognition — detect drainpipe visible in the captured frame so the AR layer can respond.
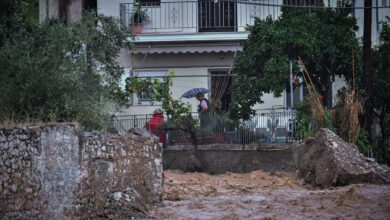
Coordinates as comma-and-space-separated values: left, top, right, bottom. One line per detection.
289, 60, 294, 140
58, 0, 61, 24
46, 0, 49, 18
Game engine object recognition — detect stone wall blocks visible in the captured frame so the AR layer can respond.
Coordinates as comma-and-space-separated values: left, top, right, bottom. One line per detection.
0, 124, 162, 219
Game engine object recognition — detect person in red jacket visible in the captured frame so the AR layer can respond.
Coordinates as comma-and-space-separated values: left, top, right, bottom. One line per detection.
146, 108, 166, 147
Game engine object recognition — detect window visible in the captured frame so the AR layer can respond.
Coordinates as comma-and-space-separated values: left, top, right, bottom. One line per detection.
136, 0, 160, 7
134, 70, 168, 105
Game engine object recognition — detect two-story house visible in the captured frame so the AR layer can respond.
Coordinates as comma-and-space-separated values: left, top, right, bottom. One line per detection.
97, 0, 390, 116
39, 0, 390, 116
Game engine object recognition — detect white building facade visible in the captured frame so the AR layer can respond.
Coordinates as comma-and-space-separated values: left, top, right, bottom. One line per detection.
95, 0, 390, 116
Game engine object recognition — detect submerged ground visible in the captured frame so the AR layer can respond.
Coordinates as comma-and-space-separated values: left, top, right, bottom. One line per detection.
152, 170, 390, 219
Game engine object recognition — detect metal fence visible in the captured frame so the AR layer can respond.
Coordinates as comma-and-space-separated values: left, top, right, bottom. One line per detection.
120, 0, 390, 34
111, 108, 296, 146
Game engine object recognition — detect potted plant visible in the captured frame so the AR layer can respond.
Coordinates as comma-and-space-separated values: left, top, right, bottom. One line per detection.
131, 2, 149, 34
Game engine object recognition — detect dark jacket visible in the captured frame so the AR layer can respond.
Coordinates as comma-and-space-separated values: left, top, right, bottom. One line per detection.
198, 97, 210, 113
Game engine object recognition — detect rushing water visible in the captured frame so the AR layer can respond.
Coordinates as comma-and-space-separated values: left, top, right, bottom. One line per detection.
152, 170, 390, 219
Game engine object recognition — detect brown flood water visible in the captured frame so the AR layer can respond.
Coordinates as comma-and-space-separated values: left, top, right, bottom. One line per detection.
151, 170, 390, 220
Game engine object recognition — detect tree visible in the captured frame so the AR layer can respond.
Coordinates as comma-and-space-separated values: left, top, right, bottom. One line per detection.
363, 0, 373, 139
230, 1, 360, 120
372, 18, 390, 157
0, 3, 130, 130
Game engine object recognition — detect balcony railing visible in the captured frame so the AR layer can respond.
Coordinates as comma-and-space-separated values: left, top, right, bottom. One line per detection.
120, 0, 390, 35
120, 0, 286, 34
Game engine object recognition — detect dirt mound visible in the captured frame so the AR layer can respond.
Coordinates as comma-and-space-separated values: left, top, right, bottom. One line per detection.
297, 128, 390, 187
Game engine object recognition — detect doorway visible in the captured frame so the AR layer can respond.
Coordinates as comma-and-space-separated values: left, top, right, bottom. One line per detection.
210, 71, 232, 112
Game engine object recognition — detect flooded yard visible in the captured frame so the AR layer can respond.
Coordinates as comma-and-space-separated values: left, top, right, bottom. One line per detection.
152, 170, 390, 219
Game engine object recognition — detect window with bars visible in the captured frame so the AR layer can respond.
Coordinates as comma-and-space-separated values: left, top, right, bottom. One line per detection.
134, 70, 167, 104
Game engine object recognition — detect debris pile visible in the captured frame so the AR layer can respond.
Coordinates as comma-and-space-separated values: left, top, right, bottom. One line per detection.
296, 128, 390, 187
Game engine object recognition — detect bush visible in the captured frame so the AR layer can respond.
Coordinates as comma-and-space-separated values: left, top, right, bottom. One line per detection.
0, 9, 130, 130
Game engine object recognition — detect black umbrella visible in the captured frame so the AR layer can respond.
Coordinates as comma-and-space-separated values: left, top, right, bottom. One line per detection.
181, 88, 209, 98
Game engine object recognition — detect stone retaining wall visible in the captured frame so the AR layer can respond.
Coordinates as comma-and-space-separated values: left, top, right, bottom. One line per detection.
0, 123, 163, 219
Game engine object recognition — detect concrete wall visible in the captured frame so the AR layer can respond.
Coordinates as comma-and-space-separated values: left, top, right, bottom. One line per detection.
163, 145, 297, 174
0, 123, 163, 219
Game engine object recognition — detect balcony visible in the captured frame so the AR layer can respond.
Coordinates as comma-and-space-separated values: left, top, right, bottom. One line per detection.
119, 0, 284, 35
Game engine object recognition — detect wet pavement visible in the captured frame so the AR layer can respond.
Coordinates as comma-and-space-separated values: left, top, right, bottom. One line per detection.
151, 170, 390, 219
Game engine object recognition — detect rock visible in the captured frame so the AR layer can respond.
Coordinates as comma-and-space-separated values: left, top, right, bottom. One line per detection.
128, 128, 152, 137
9, 141, 14, 150
0, 135, 6, 143
3, 142, 9, 150
296, 128, 390, 188
10, 184, 17, 193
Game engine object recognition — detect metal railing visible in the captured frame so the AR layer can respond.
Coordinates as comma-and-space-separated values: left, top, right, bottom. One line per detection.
119, 0, 390, 35
111, 108, 296, 146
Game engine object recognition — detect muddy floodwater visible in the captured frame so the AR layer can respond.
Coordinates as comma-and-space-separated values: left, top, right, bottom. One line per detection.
151, 170, 390, 219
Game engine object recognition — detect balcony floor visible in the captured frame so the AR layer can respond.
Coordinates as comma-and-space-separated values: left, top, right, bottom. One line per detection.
130, 32, 249, 43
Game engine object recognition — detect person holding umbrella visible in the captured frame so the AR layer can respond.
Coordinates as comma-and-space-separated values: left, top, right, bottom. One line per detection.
196, 92, 210, 128
181, 88, 211, 129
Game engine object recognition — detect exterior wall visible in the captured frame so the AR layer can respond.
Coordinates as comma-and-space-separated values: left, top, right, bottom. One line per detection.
118, 67, 210, 115
117, 50, 286, 115
39, 0, 83, 23
67, 0, 83, 23
253, 93, 285, 110
39, 0, 59, 21
333, 75, 349, 105
97, 0, 129, 18
236, 0, 284, 32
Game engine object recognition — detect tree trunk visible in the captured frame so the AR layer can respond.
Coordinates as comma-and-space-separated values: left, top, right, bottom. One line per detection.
363, 0, 373, 140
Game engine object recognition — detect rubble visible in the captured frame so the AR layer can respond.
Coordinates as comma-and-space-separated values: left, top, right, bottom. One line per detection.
296, 128, 390, 188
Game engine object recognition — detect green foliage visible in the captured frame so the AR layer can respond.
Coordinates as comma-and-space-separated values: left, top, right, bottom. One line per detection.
230, 1, 360, 120
373, 18, 390, 145
296, 98, 335, 140
296, 101, 313, 139
126, 71, 194, 128
126, 71, 203, 145
356, 129, 371, 157
131, 2, 149, 24
0, 6, 131, 130
371, 18, 390, 164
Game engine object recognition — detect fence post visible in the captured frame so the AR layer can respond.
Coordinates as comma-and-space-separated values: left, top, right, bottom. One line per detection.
289, 60, 294, 141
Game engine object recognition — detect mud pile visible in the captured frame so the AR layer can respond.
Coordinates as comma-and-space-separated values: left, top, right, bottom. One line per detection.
297, 128, 390, 187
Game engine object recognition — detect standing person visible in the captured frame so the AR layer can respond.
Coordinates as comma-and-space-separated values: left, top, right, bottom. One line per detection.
145, 108, 166, 147
196, 93, 210, 128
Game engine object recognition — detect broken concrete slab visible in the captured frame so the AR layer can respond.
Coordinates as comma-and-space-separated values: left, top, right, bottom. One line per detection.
296, 128, 390, 188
